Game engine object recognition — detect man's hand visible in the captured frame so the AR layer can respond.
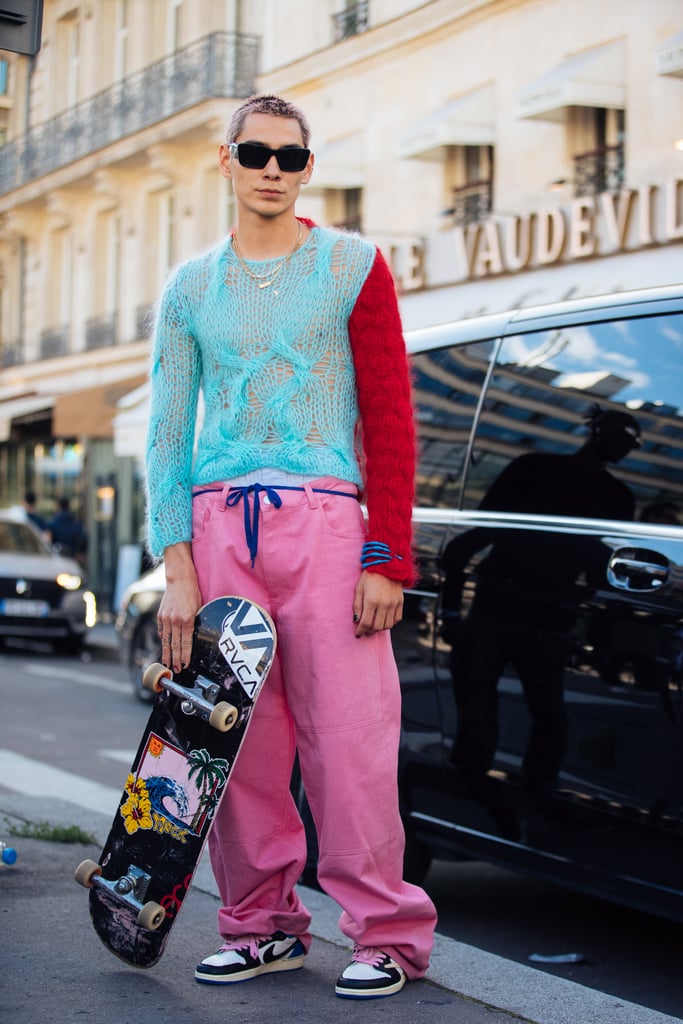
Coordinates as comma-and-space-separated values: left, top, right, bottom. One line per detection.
352, 570, 404, 636
156, 543, 203, 671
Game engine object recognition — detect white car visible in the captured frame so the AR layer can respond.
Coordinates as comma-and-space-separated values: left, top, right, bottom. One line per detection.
0, 510, 96, 653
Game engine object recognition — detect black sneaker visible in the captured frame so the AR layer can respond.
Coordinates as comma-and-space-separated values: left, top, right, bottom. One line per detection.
195, 931, 306, 984
335, 945, 407, 999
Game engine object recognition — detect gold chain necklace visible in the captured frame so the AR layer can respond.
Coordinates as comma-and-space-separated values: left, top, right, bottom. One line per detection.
231, 221, 303, 290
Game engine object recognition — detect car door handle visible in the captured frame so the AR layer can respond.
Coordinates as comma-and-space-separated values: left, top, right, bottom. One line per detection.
607, 548, 670, 592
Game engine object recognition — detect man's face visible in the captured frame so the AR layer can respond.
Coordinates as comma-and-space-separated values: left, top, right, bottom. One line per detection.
219, 112, 313, 218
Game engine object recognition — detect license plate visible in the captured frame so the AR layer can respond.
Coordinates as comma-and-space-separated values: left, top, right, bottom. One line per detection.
1, 599, 50, 617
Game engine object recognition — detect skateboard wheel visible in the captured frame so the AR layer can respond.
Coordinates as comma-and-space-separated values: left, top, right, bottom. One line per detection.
142, 662, 171, 693
209, 700, 239, 732
137, 901, 166, 931
75, 859, 102, 888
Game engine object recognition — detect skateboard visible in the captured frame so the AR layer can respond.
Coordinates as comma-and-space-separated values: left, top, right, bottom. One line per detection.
75, 595, 276, 968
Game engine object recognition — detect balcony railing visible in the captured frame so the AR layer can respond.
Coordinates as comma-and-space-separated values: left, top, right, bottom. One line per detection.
333, 216, 362, 232
448, 179, 493, 227
0, 31, 259, 195
574, 143, 624, 197
1, 338, 22, 368
40, 326, 69, 359
85, 313, 117, 351
333, 2, 369, 43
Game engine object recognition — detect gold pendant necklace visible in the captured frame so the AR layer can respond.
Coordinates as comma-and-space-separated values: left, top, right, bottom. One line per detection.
232, 221, 303, 290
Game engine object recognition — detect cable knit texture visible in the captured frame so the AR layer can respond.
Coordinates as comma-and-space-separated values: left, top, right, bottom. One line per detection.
146, 221, 416, 586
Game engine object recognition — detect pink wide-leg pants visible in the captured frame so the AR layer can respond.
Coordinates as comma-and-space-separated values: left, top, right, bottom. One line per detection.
190, 477, 436, 979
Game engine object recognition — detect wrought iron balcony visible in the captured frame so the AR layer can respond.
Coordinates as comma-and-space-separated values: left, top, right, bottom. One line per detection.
448, 179, 493, 227
85, 313, 117, 351
333, 216, 362, 232
39, 326, 69, 359
1, 338, 23, 368
0, 31, 259, 195
333, 2, 369, 43
573, 143, 624, 197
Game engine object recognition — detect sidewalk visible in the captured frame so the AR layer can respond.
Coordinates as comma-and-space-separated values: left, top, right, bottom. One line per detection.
38, 624, 675, 1024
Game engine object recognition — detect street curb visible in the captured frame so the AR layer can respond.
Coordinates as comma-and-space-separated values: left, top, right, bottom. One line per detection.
1, 792, 680, 1024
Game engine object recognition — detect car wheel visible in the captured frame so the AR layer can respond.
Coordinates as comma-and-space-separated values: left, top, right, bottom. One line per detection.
130, 615, 162, 703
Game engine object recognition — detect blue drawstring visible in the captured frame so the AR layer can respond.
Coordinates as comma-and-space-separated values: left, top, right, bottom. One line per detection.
225, 484, 283, 567
194, 482, 358, 567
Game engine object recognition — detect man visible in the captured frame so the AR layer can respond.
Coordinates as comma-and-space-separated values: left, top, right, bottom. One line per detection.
146, 94, 436, 1000
48, 496, 87, 561
23, 491, 46, 532
441, 407, 640, 815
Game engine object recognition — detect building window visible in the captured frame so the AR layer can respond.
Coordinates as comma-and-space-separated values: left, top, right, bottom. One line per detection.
54, 12, 81, 113
47, 226, 73, 343
445, 145, 494, 227
0, 59, 8, 96
167, 0, 183, 53
146, 189, 177, 298
570, 107, 625, 197
201, 166, 234, 247
331, 188, 362, 232
333, 1, 369, 43
114, 0, 129, 81
93, 209, 121, 319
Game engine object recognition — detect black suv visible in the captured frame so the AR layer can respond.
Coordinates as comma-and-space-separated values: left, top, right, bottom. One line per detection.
395, 283, 683, 922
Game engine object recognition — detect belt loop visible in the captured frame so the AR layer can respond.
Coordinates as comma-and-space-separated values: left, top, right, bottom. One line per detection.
303, 482, 319, 508
219, 482, 231, 511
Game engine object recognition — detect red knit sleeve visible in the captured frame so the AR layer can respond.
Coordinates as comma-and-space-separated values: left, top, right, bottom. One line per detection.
348, 248, 417, 587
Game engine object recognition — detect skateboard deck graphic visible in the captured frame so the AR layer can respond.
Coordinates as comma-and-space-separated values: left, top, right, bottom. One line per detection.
75, 596, 276, 968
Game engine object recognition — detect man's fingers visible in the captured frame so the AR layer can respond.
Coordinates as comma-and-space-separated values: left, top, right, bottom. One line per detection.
158, 621, 193, 670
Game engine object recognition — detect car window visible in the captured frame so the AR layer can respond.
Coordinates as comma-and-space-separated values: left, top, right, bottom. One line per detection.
463, 311, 683, 522
412, 340, 494, 508
0, 521, 47, 554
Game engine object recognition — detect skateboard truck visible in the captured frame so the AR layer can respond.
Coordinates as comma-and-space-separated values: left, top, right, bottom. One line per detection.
142, 663, 239, 732
75, 860, 166, 931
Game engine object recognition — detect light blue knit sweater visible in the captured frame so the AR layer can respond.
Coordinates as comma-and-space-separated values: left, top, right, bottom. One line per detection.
146, 225, 376, 557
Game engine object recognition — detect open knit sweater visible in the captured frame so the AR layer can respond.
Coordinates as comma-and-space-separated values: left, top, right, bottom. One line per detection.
145, 220, 416, 586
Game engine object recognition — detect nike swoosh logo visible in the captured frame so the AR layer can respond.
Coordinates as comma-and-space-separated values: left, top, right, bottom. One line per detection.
261, 939, 296, 964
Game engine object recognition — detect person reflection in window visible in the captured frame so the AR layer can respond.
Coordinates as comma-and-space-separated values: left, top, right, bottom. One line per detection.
441, 407, 640, 829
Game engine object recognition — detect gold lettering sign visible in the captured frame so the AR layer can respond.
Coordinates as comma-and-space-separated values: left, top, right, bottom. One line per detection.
388, 177, 683, 288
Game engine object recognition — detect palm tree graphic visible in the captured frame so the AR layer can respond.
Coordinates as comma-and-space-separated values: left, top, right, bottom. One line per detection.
187, 749, 230, 833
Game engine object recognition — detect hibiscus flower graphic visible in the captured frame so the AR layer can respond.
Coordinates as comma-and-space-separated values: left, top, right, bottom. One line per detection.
120, 777, 153, 835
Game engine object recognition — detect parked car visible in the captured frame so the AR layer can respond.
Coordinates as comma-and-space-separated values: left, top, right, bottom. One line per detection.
0, 510, 96, 653
397, 283, 683, 922
115, 562, 164, 701
117, 283, 683, 922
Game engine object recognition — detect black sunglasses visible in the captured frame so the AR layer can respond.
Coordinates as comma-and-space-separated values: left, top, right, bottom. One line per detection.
229, 142, 310, 173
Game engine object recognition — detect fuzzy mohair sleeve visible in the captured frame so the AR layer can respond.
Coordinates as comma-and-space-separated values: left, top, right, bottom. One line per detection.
348, 247, 417, 587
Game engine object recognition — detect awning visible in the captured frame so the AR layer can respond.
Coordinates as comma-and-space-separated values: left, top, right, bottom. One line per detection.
656, 30, 683, 78
400, 85, 495, 160
112, 382, 205, 458
514, 41, 625, 122
308, 134, 365, 190
53, 375, 147, 439
112, 381, 150, 458
0, 394, 55, 443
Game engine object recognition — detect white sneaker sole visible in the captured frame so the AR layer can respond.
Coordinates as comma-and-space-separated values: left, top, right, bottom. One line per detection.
335, 972, 406, 999
195, 950, 306, 985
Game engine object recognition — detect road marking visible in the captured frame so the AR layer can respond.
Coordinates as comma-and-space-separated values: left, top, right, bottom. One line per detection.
100, 749, 136, 764
22, 662, 124, 694
0, 749, 122, 815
